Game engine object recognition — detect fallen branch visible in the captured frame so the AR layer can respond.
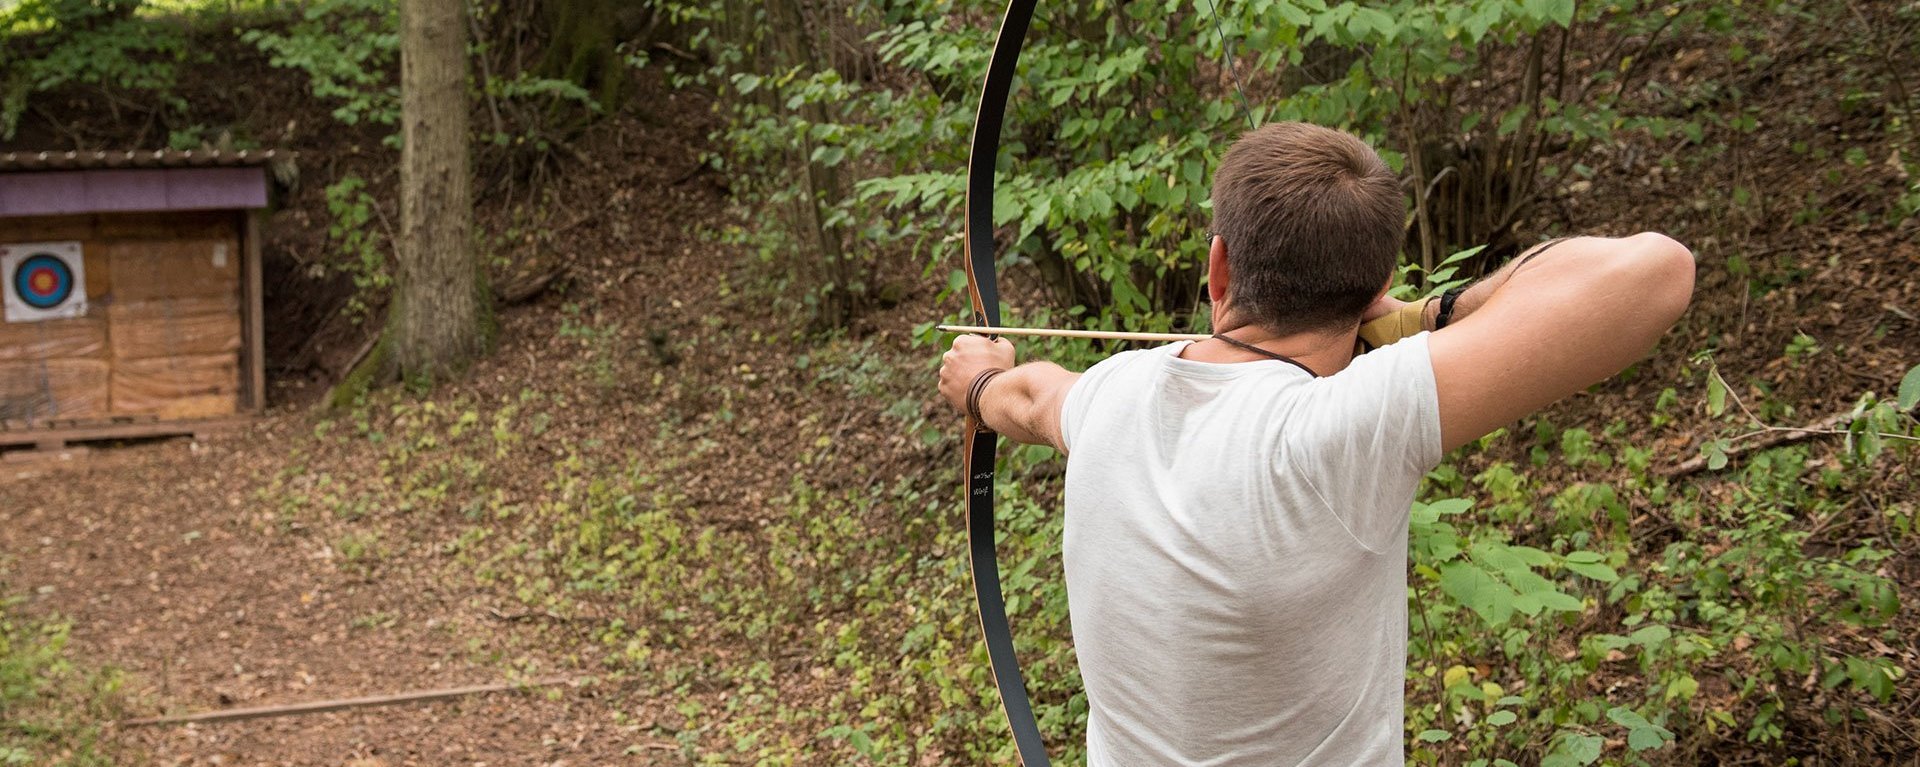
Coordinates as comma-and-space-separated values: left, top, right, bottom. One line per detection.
1666, 411, 1919, 478
120, 676, 577, 727
496, 267, 565, 305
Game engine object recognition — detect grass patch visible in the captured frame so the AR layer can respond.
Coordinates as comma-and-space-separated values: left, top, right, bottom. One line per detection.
0, 593, 123, 766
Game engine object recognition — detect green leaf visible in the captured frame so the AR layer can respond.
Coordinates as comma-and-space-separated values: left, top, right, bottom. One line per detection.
1532, 590, 1585, 612
1472, 541, 1527, 571
1487, 710, 1519, 726
1703, 439, 1729, 471
1275, 0, 1311, 26
1898, 363, 1920, 410
1627, 725, 1672, 751
1627, 625, 1672, 647
1706, 373, 1727, 416
1665, 673, 1699, 701
1545, 0, 1576, 26
1439, 562, 1517, 626
1564, 560, 1619, 582
1438, 245, 1485, 267
1607, 707, 1651, 729
1416, 728, 1452, 742
1542, 732, 1604, 767
1356, 7, 1397, 40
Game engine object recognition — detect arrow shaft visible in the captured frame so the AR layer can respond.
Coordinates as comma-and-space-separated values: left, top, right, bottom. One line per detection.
937, 324, 1208, 342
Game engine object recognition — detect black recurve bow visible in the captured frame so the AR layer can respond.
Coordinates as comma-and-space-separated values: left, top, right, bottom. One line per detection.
960, 0, 1045, 762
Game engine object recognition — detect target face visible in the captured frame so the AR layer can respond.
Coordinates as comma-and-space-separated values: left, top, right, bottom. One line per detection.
2, 242, 87, 322
15, 255, 75, 308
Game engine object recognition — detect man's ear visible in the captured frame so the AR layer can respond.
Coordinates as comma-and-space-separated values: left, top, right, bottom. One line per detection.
1207, 234, 1231, 304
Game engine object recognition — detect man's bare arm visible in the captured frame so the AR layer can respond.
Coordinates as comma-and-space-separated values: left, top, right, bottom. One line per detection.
974, 362, 1080, 451
1428, 232, 1695, 451
938, 335, 1081, 453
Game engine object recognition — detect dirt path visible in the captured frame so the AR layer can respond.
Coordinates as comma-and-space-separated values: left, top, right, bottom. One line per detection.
1, 434, 667, 766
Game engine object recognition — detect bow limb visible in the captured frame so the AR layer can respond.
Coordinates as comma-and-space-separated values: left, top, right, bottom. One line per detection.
961, 0, 1048, 763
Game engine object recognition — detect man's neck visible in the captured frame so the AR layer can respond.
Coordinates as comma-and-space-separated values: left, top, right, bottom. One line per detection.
1180, 317, 1360, 376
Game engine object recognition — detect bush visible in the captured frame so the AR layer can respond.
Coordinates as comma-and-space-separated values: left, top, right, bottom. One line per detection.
0, 0, 190, 140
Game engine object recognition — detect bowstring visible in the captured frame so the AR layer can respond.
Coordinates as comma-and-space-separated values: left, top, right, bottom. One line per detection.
1204, 0, 1257, 132
1195, 0, 1255, 331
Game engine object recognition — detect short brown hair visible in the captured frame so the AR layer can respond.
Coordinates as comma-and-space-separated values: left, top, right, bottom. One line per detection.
1209, 122, 1403, 333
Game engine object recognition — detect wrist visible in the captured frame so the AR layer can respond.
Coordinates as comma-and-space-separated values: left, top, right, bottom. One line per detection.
966, 367, 1008, 431
1434, 287, 1466, 330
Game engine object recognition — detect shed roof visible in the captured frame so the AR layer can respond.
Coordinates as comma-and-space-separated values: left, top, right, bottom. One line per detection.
0, 149, 288, 173
1, 150, 294, 218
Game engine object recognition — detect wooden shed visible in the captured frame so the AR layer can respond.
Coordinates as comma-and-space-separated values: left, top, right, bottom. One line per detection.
0, 149, 281, 449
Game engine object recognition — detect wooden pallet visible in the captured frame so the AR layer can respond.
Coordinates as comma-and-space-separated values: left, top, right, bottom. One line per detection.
0, 415, 249, 450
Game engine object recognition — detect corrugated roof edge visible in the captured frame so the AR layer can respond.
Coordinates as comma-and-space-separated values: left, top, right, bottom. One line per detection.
0, 149, 297, 186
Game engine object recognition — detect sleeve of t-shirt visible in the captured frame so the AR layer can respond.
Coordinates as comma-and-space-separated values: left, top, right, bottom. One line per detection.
1058, 347, 1152, 456
1281, 333, 1443, 549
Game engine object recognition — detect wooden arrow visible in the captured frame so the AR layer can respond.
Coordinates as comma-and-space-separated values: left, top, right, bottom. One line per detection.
936, 324, 1207, 342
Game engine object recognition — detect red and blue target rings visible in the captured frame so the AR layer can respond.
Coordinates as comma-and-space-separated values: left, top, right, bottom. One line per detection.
12, 253, 76, 310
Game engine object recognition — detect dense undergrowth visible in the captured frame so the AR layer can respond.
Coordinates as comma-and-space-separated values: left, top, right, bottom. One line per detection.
4, 0, 1919, 765
267, 324, 1915, 765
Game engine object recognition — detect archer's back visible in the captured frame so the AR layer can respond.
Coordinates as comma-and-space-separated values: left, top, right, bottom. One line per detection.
1058, 336, 1441, 766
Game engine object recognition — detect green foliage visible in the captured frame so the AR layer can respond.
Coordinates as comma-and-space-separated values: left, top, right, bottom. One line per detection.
555, 302, 625, 389
1898, 363, 1920, 412
240, 0, 398, 129
242, 0, 604, 148
686, 0, 1722, 332
322, 174, 390, 322
1405, 429, 1909, 765
0, 594, 121, 766
0, 0, 190, 139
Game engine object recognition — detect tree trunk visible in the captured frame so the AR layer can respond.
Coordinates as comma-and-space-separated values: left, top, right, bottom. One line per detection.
389, 0, 489, 385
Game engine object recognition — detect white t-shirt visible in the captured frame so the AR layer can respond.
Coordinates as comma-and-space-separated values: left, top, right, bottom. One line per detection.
1058, 334, 1442, 767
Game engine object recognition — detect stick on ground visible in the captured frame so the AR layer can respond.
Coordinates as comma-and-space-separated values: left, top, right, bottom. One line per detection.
120, 676, 578, 727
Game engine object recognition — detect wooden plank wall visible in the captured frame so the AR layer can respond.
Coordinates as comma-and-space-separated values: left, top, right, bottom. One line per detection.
0, 212, 244, 429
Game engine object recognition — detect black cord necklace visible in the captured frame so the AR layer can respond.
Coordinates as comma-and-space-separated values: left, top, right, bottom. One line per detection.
1209, 333, 1318, 377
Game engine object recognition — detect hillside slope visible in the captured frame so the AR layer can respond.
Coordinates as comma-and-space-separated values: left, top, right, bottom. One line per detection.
2, 8, 1917, 766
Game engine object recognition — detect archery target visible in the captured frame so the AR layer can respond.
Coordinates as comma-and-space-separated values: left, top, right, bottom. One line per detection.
3, 242, 87, 322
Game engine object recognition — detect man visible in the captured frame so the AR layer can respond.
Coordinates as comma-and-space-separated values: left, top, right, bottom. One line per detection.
936, 122, 1694, 766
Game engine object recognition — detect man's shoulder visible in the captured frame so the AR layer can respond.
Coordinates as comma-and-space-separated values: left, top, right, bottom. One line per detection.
1075, 343, 1178, 386
1059, 344, 1182, 452
1333, 332, 1434, 380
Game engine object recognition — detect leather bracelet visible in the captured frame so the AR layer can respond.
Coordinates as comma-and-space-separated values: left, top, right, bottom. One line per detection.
967, 368, 1007, 430
1435, 287, 1466, 330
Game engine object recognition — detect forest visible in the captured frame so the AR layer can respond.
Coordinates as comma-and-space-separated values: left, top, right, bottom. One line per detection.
0, 0, 1916, 764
